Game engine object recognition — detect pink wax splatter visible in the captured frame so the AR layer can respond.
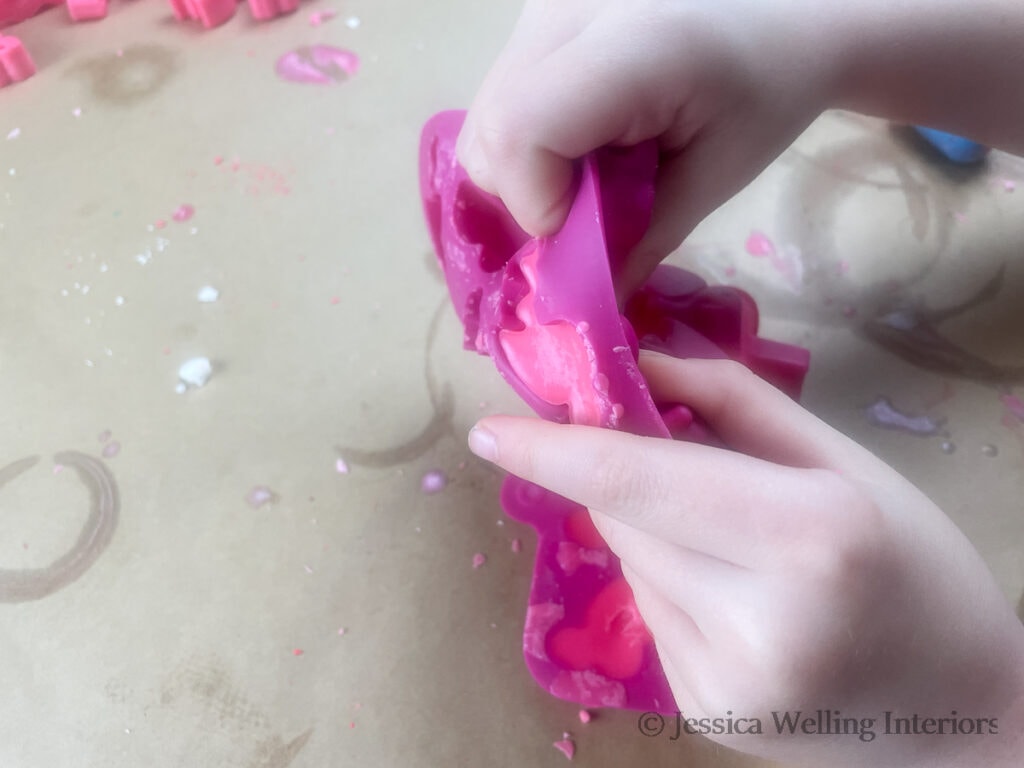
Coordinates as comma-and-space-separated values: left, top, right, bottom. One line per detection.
511, 538, 522, 553
308, 8, 335, 25
421, 469, 447, 493
246, 485, 276, 509
578, 710, 592, 724
329, 296, 341, 305
172, 204, 195, 222
275, 46, 360, 85
471, 552, 487, 569
292, 648, 304, 656
154, 219, 167, 229
745, 230, 775, 257
102, 441, 121, 459
553, 738, 575, 761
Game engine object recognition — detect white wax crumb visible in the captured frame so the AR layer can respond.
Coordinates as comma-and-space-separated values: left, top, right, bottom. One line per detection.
345, 15, 360, 28
114, 296, 125, 306
175, 382, 187, 395
197, 286, 220, 303
178, 357, 212, 389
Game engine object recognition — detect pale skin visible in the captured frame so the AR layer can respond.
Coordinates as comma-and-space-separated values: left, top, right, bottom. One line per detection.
458, 1, 1024, 766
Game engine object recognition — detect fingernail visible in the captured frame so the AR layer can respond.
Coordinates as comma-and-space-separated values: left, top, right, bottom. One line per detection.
468, 424, 499, 462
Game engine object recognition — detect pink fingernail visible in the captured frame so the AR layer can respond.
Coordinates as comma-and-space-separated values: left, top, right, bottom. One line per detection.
468, 424, 498, 462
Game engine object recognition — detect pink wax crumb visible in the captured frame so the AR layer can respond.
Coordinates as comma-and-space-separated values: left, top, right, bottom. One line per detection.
213, 155, 224, 165
292, 649, 304, 656
511, 538, 522, 553
745, 230, 775, 257
246, 485, 275, 509
337, 627, 347, 636
102, 441, 121, 459
578, 709, 592, 724
421, 469, 447, 494
53, 464, 64, 475
472, 552, 487, 569
154, 219, 167, 230
329, 296, 341, 305
553, 738, 575, 760
172, 204, 195, 222
335, 458, 350, 474
308, 8, 335, 25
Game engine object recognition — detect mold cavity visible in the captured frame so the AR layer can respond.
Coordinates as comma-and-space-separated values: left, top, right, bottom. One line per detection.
453, 182, 527, 272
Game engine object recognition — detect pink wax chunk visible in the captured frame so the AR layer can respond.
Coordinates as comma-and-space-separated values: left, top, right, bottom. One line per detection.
0, 35, 36, 87
248, 0, 298, 21
169, 0, 236, 28
67, 0, 108, 21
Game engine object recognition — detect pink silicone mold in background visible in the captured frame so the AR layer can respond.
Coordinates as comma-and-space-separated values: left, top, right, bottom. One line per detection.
419, 110, 810, 713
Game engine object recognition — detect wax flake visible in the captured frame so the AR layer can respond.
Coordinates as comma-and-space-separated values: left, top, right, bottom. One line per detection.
308, 9, 335, 25
178, 357, 213, 388
275, 46, 360, 85
292, 649, 304, 657
6, 128, 20, 140
337, 627, 347, 636
246, 486, 276, 509
420, 469, 447, 493
744, 230, 774, 257
982, 444, 998, 457
511, 538, 522, 553
335, 458, 350, 474
172, 204, 195, 222
72, 108, 82, 117
345, 16, 360, 28
329, 296, 341, 305
303, 564, 314, 574
472, 553, 487, 569
940, 440, 956, 454
102, 441, 121, 459
98, 430, 112, 443
864, 397, 943, 436
578, 710, 591, 724
553, 737, 575, 760
197, 286, 220, 303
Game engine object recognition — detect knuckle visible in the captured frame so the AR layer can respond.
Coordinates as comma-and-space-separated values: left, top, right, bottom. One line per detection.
589, 442, 659, 515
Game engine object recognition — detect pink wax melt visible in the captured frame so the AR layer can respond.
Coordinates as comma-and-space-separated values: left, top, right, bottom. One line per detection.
419, 110, 810, 713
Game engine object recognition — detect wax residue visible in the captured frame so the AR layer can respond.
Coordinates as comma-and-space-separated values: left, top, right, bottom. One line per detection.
275, 46, 359, 84
246, 485, 276, 509
744, 230, 803, 289
471, 553, 487, 569
578, 710, 591, 724
172, 204, 194, 222
421, 469, 446, 493
864, 397, 943, 436
553, 737, 575, 761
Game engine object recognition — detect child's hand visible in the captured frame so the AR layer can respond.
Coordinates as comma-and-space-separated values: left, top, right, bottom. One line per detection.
456, 0, 832, 295
457, 0, 1024, 297
468, 352, 1024, 767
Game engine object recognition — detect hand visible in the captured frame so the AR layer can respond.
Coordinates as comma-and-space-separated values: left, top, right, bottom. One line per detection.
467, 352, 1024, 767
456, 0, 834, 296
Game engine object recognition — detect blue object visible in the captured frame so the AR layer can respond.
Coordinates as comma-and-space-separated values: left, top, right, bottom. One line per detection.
913, 127, 988, 164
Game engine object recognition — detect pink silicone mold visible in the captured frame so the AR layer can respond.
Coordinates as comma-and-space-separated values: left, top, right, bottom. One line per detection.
419, 110, 810, 713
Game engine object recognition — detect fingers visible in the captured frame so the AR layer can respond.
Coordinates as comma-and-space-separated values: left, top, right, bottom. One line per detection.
458, 9, 682, 236
591, 509, 750, 637
638, 353, 889, 477
468, 415, 838, 567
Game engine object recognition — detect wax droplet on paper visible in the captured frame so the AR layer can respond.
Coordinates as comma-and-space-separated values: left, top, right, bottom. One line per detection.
553, 738, 575, 760
197, 286, 220, 303
421, 470, 447, 493
864, 397, 942, 436
745, 230, 775, 257
178, 357, 212, 389
102, 441, 121, 459
246, 485, 275, 509
172, 204, 195, 222
472, 553, 487, 569
275, 46, 360, 85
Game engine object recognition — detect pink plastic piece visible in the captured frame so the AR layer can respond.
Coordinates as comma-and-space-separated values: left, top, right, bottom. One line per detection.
248, 0, 298, 20
419, 110, 811, 713
0, 0, 46, 26
169, 0, 236, 28
67, 0, 108, 21
0, 35, 36, 87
